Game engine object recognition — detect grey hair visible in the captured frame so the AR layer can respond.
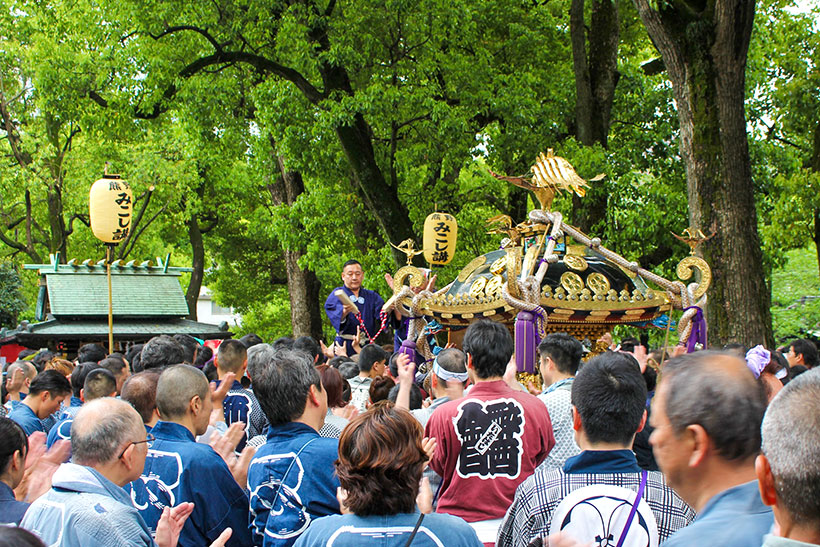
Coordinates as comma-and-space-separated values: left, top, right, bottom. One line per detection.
762, 368, 820, 525
246, 343, 276, 382
252, 349, 320, 426
71, 398, 142, 465
661, 351, 767, 462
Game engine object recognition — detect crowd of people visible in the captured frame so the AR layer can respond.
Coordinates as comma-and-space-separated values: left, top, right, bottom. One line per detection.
0, 258, 817, 547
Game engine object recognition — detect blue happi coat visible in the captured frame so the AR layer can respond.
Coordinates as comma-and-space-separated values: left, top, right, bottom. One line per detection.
124, 421, 252, 547
324, 286, 385, 354
248, 422, 341, 546
214, 379, 268, 452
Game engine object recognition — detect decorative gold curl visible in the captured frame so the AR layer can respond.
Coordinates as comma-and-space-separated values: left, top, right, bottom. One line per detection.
383, 266, 426, 314
676, 256, 711, 302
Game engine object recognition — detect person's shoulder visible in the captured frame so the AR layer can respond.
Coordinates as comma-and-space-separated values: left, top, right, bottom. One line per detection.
423, 513, 483, 545
302, 435, 340, 459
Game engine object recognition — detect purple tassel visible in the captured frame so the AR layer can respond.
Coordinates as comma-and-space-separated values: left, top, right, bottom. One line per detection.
684, 306, 707, 353
515, 311, 538, 373
398, 339, 417, 374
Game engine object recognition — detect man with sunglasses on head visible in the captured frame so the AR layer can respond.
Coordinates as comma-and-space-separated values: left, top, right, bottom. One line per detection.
325, 260, 385, 357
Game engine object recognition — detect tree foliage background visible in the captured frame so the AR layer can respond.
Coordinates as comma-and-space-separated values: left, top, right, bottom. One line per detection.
0, 0, 818, 346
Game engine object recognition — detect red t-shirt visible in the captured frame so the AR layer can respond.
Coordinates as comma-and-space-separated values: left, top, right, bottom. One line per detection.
425, 380, 555, 522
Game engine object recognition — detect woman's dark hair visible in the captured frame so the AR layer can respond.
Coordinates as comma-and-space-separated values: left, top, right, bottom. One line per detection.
0, 417, 28, 474
368, 376, 395, 404
335, 402, 427, 516
316, 364, 346, 408
0, 526, 46, 547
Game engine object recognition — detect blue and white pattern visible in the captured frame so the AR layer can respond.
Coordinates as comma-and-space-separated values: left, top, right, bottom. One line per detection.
248, 422, 340, 547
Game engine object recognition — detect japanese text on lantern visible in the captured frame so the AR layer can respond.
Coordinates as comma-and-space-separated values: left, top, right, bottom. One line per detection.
423, 212, 457, 265
89, 176, 133, 244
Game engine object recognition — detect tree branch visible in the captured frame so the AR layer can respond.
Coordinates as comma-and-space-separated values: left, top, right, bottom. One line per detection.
148, 25, 225, 52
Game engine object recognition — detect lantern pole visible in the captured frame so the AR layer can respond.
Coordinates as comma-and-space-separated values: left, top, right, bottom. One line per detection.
106, 243, 114, 353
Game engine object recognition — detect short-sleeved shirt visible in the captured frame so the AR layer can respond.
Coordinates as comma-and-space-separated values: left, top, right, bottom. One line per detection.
425, 379, 555, 522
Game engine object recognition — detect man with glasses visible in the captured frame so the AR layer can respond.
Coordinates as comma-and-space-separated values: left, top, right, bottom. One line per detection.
324, 260, 385, 356
125, 365, 252, 546
21, 398, 195, 546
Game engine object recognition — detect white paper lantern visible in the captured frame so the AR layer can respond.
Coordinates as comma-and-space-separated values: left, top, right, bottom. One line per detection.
89, 174, 133, 243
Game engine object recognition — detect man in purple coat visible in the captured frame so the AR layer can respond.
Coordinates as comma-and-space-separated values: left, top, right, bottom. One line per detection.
324, 260, 384, 356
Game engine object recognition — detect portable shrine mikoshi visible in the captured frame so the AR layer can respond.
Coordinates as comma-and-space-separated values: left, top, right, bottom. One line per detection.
382, 149, 712, 385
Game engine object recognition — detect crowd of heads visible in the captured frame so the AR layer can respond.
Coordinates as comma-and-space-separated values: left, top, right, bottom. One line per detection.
2, 324, 820, 546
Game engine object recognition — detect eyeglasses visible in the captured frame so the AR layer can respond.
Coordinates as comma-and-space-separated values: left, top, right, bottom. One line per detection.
118, 433, 155, 460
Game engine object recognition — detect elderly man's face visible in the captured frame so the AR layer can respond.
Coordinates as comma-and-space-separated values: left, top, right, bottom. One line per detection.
649, 381, 691, 494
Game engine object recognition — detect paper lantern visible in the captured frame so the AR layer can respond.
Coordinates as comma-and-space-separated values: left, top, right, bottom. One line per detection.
89, 174, 133, 243
423, 212, 457, 265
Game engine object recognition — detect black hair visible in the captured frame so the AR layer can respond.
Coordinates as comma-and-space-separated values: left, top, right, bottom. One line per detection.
388, 383, 423, 410
252, 349, 321, 426
722, 342, 748, 358
0, 526, 45, 547
272, 336, 294, 351
194, 345, 213, 369
538, 333, 584, 376
359, 344, 388, 374
343, 259, 362, 269
31, 350, 56, 372
172, 334, 200, 364
293, 336, 322, 363
77, 343, 106, 364
28, 369, 72, 397
71, 363, 102, 398
0, 417, 28, 474
572, 352, 647, 446
790, 339, 819, 368
141, 335, 186, 370
463, 320, 514, 379
329, 356, 353, 369
239, 333, 264, 348
619, 337, 640, 353
389, 352, 401, 378
339, 361, 360, 380
125, 343, 144, 373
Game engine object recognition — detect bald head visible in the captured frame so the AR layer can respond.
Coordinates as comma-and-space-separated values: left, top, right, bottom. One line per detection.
71, 398, 143, 466
155, 365, 209, 420
661, 351, 767, 462
121, 371, 160, 424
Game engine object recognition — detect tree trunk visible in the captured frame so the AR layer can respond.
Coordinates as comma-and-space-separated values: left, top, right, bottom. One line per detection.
570, 0, 619, 233
634, 0, 773, 347
269, 148, 324, 340
812, 121, 820, 279
185, 216, 204, 321
334, 114, 416, 267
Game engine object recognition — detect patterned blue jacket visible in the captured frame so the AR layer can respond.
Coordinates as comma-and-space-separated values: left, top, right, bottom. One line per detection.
248, 422, 340, 546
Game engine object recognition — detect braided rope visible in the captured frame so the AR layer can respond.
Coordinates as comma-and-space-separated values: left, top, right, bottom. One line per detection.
529, 210, 683, 296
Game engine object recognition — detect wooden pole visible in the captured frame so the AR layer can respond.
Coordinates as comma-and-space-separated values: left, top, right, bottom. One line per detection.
107, 244, 114, 353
